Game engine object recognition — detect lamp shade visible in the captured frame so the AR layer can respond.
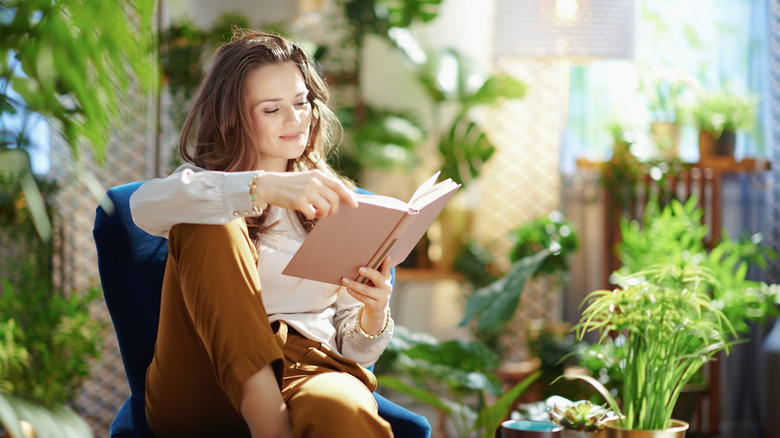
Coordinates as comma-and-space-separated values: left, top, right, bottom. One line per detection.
494, 0, 635, 59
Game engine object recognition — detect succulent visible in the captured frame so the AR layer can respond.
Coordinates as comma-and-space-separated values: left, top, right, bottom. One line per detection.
548, 400, 616, 432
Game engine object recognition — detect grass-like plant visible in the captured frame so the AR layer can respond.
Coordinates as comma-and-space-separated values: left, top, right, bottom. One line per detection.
564, 264, 736, 431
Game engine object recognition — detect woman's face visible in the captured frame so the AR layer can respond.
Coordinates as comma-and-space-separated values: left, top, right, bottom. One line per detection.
246, 61, 313, 172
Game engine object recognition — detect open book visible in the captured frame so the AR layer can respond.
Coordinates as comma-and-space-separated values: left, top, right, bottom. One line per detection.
282, 172, 461, 285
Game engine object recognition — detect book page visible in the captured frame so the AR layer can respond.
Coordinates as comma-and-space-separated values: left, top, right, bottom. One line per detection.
355, 193, 409, 211
408, 171, 442, 205
409, 179, 459, 210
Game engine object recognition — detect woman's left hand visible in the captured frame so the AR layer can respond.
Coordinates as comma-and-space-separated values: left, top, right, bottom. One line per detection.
341, 257, 393, 335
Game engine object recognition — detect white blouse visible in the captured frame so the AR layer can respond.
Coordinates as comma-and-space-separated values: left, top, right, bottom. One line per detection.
129, 163, 393, 367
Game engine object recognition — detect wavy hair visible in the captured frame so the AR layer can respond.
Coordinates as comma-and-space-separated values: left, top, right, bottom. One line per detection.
179, 30, 351, 240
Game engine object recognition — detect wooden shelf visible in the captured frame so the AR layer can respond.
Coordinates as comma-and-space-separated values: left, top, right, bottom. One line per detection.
576, 156, 771, 172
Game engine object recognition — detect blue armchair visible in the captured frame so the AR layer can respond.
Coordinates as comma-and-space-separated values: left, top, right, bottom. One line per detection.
94, 181, 430, 438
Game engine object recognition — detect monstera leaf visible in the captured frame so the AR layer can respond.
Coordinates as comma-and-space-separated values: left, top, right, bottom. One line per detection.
380, 0, 443, 28
438, 113, 495, 187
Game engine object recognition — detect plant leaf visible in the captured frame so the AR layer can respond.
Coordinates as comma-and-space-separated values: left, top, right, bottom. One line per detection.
0, 393, 23, 438
462, 74, 527, 110
377, 375, 455, 413
460, 250, 550, 330
473, 371, 542, 438
553, 374, 622, 420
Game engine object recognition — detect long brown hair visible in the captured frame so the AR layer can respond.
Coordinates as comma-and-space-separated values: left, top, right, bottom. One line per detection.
179, 30, 351, 240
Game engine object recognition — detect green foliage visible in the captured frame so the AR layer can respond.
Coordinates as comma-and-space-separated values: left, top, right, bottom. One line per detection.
379, 0, 442, 28
452, 240, 500, 290
340, 105, 423, 171
0, 175, 103, 409
160, 12, 255, 139
548, 400, 616, 432
0, 320, 28, 394
438, 113, 495, 186
0, 0, 155, 162
393, 47, 525, 187
684, 89, 758, 135
376, 327, 540, 438
618, 197, 780, 333
598, 138, 642, 214
526, 324, 588, 401
336, 3, 526, 187
459, 250, 550, 332
342, 0, 442, 43
508, 211, 580, 284
573, 265, 735, 430
574, 337, 625, 401
618, 197, 707, 271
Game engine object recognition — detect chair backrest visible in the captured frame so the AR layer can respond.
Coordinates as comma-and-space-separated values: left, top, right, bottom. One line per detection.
94, 182, 168, 397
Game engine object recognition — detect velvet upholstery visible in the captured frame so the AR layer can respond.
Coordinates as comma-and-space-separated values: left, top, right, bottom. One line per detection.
94, 182, 430, 438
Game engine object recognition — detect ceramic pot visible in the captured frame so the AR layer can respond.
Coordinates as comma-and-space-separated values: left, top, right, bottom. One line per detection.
604, 419, 689, 438
501, 420, 563, 438
715, 130, 736, 156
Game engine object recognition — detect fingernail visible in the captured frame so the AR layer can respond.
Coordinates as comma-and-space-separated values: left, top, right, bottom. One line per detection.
341, 278, 350, 285
358, 267, 368, 274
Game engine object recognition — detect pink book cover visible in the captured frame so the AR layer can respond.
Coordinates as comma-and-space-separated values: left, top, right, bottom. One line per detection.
282, 173, 460, 285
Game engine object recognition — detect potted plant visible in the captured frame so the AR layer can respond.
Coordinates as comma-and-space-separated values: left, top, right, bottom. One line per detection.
548, 399, 617, 438
685, 90, 757, 159
641, 65, 699, 159
562, 264, 736, 437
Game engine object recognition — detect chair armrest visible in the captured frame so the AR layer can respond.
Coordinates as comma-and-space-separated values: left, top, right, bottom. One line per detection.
374, 392, 431, 438
109, 395, 155, 438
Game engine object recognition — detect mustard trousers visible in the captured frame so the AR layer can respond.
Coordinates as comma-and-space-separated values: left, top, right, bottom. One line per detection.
145, 219, 393, 438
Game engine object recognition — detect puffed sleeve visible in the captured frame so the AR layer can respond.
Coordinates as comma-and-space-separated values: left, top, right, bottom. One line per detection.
129, 163, 259, 238
333, 290, 394, 368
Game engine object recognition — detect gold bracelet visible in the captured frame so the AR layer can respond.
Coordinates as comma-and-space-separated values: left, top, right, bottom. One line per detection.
248, 170, 267, 215
354, 306, 391, 340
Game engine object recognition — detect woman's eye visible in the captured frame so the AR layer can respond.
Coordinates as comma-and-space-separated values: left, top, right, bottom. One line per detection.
295, 101, 310, 108
264, 108, 279, 114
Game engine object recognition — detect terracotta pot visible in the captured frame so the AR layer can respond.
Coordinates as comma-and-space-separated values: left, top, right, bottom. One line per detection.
604, 419, 689, 438
698, 130, 717, 159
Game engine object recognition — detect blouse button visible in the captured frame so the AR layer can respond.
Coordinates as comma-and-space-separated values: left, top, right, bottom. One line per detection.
233, 211, 240, 216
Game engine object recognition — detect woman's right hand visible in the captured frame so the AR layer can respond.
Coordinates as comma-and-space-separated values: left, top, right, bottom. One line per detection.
254, 170, 359, 220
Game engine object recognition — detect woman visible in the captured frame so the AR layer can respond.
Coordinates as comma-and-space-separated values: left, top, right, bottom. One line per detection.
130, 31, 396, 438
